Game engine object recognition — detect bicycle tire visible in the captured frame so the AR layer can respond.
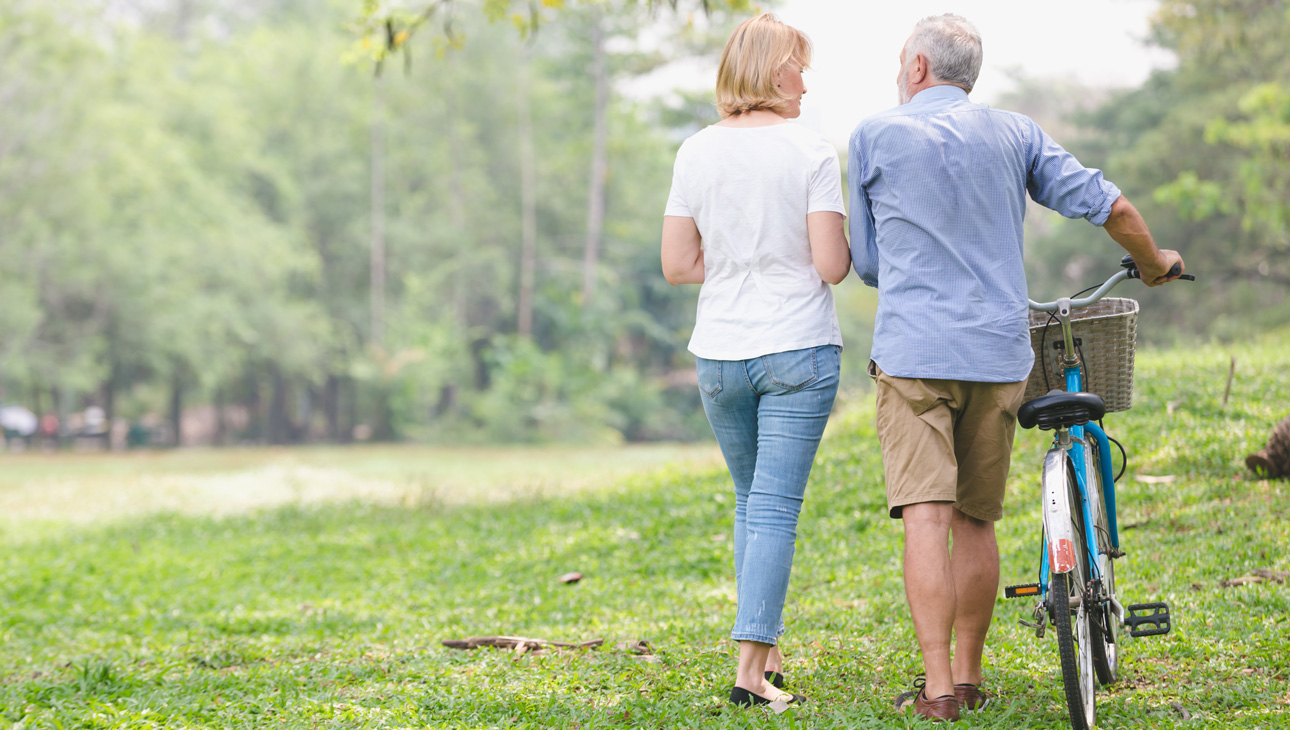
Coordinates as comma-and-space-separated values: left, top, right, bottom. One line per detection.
1085, 438, 1119, 685
1091, 559, 1118, 685
1050, 459, 1095, 730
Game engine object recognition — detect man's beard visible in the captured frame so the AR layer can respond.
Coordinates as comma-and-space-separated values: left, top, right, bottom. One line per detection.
897, 66, 913, 105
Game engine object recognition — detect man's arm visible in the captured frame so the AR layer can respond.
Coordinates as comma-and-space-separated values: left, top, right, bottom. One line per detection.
1102, 196, 1185, 286
847, 133, 880, 287
1023, 118, 1186, 286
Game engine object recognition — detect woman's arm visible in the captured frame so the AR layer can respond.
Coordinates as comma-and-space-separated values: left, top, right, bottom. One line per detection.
807, 211, 849, 285
661, 216, 705, 285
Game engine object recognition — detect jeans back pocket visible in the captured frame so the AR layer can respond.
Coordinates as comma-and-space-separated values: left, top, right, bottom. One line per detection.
761, 347, 821, 392
696, 357, 723, 398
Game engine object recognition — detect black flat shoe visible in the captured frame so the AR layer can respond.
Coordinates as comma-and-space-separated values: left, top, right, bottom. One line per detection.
729, 686, 806, 709
765, 670, 785, 689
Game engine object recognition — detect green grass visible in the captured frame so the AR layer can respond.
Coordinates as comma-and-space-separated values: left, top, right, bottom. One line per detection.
0, 443, 722, 539
2, 337, 1288, 729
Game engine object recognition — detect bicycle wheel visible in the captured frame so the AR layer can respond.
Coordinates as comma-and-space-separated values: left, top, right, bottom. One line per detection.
1050, 461, 1095, 730
1084, 438, 1119, 685
1091, 558, 1118, 685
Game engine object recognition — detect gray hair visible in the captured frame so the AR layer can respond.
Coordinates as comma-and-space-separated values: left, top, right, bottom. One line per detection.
905, 14, 982, 92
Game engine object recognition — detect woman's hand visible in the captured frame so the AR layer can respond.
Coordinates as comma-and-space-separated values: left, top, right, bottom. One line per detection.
807, 211, 849, 284
661, 216, 705, 285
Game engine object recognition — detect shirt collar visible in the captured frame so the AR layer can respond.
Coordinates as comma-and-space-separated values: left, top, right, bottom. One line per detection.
910, 84, 970, 105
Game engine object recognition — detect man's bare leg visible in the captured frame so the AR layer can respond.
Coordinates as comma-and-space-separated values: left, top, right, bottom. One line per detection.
949, 509, 999, 687
902, 501, 957, 700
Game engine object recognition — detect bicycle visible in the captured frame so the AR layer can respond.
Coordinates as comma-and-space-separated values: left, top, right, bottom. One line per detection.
1006, 255, 1193, 730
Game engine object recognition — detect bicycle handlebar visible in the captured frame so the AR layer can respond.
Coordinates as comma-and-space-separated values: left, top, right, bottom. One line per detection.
1029, 270, 1131, 312
1029, 260, 1195, 313
1128, 262, 1195, 282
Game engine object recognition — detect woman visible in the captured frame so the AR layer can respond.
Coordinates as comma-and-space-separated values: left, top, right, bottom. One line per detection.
660, 13, 849, 709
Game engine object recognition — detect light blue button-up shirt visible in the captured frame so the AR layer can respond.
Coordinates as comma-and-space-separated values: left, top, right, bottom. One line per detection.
849, 85, 1121, 382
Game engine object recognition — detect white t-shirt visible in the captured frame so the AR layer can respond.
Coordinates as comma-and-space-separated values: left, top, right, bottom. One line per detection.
665, 123, 847, 361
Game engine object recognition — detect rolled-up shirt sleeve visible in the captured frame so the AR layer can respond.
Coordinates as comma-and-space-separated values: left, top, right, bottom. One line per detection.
848, 131, 880, 287
1025, 117, 1121, 226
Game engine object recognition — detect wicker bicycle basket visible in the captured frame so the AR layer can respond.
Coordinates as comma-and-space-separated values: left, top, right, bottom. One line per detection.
1024, 297, 1139, 413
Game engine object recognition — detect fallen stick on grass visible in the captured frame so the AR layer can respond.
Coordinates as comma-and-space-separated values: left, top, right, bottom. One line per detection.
441, 636, 605, 652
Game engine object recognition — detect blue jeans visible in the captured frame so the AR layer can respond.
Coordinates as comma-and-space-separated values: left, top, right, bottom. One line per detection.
696, 345, 841, 645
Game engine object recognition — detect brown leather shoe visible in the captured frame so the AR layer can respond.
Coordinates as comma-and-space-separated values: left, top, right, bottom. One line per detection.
914, 691, 961, 722
954, 683, 991, 712
895, 680, 961, 722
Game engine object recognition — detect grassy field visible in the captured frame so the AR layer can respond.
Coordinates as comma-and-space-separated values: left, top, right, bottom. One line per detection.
2, 337, 1288, 729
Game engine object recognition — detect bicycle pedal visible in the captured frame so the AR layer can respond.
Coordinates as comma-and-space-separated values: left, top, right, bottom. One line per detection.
1005, 583, 1042, 599
1125, 602, 1172, 637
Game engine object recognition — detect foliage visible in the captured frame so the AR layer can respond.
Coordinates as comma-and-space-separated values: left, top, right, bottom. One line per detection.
1, 337, 1288, 727
1018, 0, 1290, 341
1158, 82, 1290, 244
349, 0, 758, 66
0, 0, 749, 444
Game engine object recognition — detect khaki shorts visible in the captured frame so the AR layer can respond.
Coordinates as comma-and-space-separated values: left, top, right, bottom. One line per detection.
870, 361, 1027, 522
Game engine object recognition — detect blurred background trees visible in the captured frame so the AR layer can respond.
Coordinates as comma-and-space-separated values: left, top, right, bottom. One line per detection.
1, 0, 740, 446
0, 0, 1285, 447
1016, 0, 1290, 339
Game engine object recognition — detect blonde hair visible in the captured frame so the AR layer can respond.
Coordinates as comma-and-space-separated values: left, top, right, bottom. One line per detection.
715, 14, 812, 118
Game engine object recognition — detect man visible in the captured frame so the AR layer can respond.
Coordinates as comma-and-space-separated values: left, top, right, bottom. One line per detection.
847, 14, 1185, 722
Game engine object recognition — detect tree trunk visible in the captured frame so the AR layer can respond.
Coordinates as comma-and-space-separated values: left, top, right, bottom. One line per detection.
168, 371, 183, 448
582, 14, 609, 306
244, 368, 262, 443
370, 75, 387, 349
324, 374, 341, 442
517, 53, 537, 339
297, 385, 313, 443
102, 368, 116, 427
267, 369, 289, 445
214, 387, 227, 446
344, 376, 358, 443
446, 86, 469, 326
31, 382, 43, 423
373, 384, 395, 442
434, 384, 457, 418
102, 369, 117, 450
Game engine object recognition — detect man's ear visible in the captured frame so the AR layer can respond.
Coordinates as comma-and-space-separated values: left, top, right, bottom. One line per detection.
910, 53, 929, 85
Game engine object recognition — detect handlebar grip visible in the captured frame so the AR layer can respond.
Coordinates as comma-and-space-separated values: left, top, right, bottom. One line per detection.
1128, 261, 1195, 281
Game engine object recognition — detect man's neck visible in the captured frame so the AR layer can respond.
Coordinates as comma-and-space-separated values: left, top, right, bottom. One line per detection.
904, 82, 968, 104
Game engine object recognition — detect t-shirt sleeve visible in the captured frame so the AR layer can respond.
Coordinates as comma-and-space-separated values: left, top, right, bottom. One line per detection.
663, 148, 692, 218
808, 142, 847, 216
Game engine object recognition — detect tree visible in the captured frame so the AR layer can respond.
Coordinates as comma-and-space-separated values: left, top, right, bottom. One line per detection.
0, 0, 748, 445
351, 0, 755, 66
1019, 0, 1290, 338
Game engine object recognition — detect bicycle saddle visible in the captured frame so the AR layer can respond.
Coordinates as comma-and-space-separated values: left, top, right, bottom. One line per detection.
1017, 391, 1106, 431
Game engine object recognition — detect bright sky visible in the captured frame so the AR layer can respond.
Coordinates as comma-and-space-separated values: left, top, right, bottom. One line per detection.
633, 0, 1175, 148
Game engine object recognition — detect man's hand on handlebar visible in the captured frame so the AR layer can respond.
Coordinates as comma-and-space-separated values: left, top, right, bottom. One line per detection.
1136, 249, 1185, 286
